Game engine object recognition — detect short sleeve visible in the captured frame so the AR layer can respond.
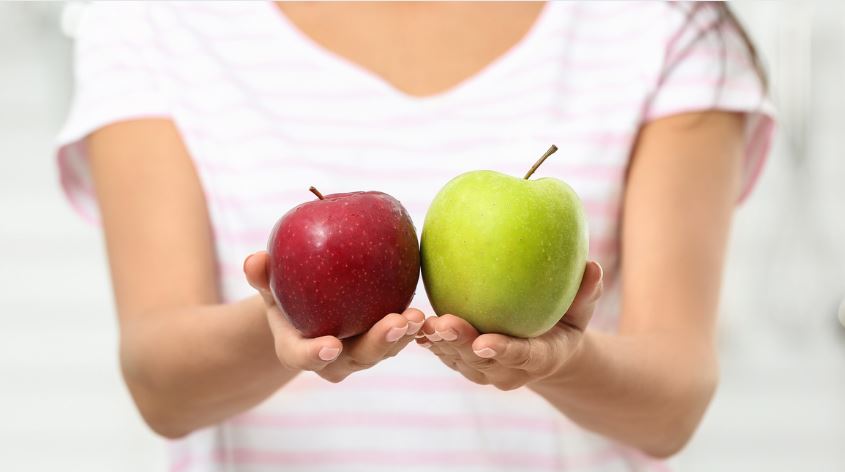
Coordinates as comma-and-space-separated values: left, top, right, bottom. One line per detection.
644, 4, 776, 203
56, 2, 170, 224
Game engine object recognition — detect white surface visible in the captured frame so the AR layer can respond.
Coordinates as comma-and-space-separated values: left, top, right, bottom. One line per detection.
0, 3, 164, 471
0, 2, 842, 471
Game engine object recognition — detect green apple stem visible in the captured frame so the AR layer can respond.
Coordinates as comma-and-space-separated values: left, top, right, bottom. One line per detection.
523, 145, 558, 180
309, 186, 325, 200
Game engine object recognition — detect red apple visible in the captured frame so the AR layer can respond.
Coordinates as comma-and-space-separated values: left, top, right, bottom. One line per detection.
267, 187, 420, 339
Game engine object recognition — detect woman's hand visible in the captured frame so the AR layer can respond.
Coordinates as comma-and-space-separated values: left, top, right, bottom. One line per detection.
244, 251, 424, 383
417, 261, 603, 390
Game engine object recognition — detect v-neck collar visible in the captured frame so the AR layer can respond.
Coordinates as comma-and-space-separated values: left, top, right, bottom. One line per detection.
263, 2, 555, 108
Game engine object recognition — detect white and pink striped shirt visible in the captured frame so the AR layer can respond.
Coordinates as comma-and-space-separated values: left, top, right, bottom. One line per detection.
57, 2, 773, 471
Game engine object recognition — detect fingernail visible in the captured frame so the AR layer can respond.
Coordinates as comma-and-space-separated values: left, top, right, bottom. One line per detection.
419, 341, 432, 348
318, 347, 340, 361
386, 326, 407, 343
406, 320, 423, 335
425, 331, 442, 342
436, 329, 458, 341
596, 262, 604, 280
474, 347, 497, 358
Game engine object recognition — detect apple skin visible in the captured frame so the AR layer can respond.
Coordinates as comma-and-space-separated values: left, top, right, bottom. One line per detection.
267, 191, 420, 339
420, 170, 588, 338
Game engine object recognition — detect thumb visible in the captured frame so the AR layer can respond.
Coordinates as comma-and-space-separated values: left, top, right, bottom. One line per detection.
244, 251, 276, 306
561, 261, 603, 332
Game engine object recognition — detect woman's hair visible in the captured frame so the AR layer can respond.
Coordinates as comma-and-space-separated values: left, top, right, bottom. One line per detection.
665, 2, 768, 93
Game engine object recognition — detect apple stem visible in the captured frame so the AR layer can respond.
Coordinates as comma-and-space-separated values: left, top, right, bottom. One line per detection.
309, 186, 325, 200
523, 145, 558, 180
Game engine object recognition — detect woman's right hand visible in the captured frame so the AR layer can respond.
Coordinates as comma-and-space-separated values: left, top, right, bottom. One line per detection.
244, 251, 424, 383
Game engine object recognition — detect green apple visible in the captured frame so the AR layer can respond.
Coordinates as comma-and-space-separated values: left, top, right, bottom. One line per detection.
421, 146, 589, 338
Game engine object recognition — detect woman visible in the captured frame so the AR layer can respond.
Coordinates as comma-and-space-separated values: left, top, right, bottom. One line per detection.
57, 2, 773, 471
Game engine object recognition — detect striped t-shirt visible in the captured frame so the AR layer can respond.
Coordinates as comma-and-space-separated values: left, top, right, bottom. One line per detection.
57, 2, 774, 471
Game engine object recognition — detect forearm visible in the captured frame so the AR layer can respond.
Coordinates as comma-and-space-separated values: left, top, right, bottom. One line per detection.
120, 295, 296, 437
530, 329, 718, 457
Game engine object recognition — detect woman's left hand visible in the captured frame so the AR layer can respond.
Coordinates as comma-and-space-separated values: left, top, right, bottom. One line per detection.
417, 261, 603, 390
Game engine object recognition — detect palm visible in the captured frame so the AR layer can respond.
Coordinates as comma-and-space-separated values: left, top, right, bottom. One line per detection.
417, 261, 602, 390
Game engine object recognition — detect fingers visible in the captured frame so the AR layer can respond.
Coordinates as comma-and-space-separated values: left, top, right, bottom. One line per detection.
423, 315, 506, 373
289, 336, 344, 370
243, 251, 269, 290
402, 308, 426, 336
266, 305, 343, 371
383, 308, 425, 357
244, 251, 275, 306
471, 333, 560, 374
421, 314, 479, 345
343, 308, 422, 367
562, 261, 604, 331
471, 333, 528, 367
418, 315, 468, 364
249, 247, 425, 377
255, 255, 343, 371
415, 265, 602, 386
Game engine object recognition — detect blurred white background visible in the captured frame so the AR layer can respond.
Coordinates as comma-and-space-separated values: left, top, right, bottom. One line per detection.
0, 2, 843, 471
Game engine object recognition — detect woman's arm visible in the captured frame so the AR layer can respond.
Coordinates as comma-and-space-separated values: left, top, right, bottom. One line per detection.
88, 119, 423, 439
530, 111, 743, 456
419, 111, 745, 458
89, 119, 288, 438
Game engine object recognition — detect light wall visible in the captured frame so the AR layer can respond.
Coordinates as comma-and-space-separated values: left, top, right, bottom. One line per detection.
0, 2, 842, 471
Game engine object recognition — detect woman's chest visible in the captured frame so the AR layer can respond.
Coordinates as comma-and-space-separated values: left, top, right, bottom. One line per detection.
171, 78, 635, 246
153, 1, 649, 204
173, 93, 633, 307
150, 2, 648, 300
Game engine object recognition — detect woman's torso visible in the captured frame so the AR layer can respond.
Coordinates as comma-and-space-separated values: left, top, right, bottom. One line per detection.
108, 2, 673, 470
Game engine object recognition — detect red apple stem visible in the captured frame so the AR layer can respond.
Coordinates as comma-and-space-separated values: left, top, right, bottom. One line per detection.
309, 186, 325, 200
523, 145, 558, 180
